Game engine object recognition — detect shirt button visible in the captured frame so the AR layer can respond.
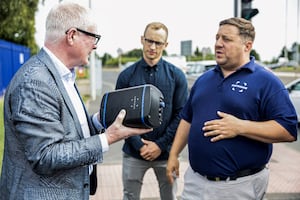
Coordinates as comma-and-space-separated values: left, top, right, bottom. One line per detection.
84, 183, 89, 188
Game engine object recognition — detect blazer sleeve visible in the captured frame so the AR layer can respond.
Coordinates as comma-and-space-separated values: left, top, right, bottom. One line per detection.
10, 66, 104, 175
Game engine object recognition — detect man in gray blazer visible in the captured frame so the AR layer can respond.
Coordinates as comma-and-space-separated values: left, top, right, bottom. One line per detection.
0, 2, 151, 200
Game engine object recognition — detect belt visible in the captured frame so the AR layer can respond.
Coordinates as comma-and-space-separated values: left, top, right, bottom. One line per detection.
204, 165, 266, 181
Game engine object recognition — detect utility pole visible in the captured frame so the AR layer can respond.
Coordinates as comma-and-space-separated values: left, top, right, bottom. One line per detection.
284, 0, 288, 60
296, 0, 300, 67
117, 48, 123, 69
234, 0, 241, 17
89, 0, 96, 101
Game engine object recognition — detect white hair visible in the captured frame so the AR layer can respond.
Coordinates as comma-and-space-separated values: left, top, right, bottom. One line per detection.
45, 2, 96, 43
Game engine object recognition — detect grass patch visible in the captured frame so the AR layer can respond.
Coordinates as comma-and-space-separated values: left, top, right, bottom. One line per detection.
0, 97, 4, 173
273, 66, 300, 73
82, 94, 90, 103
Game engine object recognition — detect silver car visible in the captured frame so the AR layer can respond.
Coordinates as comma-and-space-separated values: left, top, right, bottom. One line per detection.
286, 78, 300, 123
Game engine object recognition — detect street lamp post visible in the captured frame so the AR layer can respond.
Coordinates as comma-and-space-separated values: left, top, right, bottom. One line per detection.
117, 48, 123, 69
296, 0, 300, 67
89, 0, 96, 101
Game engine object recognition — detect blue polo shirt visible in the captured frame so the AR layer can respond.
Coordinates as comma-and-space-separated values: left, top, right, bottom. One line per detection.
181, 57, 298, 177
116, 58, 188, 160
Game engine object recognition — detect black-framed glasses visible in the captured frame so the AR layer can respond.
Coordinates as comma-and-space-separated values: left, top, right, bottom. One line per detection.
144, 38, 165, 47
65, 28, 101, 45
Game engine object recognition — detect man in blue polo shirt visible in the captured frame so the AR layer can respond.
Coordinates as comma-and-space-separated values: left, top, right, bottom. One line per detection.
166, 17, 298, 200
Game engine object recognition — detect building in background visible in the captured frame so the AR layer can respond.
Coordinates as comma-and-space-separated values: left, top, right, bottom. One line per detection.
181, 40, 192, 56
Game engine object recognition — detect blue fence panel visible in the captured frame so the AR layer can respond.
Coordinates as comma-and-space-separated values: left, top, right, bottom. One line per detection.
0, 39, 30, 96
0, 40, 12, 97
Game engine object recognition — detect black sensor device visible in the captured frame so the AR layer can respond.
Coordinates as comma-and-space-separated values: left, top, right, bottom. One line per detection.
100, 84, 165, 128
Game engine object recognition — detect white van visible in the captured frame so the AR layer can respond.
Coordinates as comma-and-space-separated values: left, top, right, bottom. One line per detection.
193, 60, 217, 74
163, 55, 187, 74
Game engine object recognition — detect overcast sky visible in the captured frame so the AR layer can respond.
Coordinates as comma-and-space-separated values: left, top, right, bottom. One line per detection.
35, 0, 300, 62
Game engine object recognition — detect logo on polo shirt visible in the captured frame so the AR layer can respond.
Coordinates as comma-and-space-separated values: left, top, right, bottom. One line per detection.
231, 81, 248, 93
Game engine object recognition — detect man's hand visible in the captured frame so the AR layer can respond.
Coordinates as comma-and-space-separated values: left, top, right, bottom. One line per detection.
105, 109, 152, 145
166, 154, 179, 184
202, 111, 241, 142
140, 139, 161, 161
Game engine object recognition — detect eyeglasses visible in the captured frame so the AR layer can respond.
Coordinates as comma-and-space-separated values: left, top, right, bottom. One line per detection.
65, 28, 101, 45
144, 38, 165, 47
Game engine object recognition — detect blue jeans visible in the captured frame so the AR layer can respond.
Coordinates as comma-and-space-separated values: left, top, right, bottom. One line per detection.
122, 153, 175, 200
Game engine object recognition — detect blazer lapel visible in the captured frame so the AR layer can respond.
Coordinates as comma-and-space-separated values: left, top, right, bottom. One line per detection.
74, 83, 97, 136
36, 49, 85, 139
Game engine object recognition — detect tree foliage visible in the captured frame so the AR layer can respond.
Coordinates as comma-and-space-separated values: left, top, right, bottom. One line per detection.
250, 49, 260, 61
0, 0, 39, 55
101, 53, 113, 66
123, 48, 143, 57
194, 46, 202, 57
279, 46, 293, 61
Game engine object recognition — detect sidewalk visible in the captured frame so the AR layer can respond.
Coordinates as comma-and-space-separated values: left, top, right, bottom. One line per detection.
77, 76, 300, 200
90, 143, 300, 200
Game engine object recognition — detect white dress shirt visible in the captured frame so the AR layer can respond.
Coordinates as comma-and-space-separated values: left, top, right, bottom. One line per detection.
43, 47, 109, 154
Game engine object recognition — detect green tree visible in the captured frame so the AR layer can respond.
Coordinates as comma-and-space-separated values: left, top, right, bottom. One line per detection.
101, 53, 113, 66
279, 46, 293, 61
250, 49, 260, 61
0, 0, 39, 55
194, 46, 202, 57
124, 48, 143, 57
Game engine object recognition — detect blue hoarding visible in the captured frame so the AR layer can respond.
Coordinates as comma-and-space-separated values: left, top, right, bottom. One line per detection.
0, 39, 30, 96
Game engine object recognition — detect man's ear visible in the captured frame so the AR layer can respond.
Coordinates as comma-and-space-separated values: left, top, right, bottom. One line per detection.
244, 41, 253, 53
164, 42, 169, 48
66, 28, 76, 45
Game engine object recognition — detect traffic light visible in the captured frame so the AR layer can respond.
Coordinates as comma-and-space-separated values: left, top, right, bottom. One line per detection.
241, 0, 259, 20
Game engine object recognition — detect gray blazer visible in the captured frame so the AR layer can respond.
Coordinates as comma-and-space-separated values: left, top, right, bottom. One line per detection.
0, 49, 103, 200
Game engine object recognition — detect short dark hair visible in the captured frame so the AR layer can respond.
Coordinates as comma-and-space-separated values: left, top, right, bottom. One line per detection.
219, 17, 255, 42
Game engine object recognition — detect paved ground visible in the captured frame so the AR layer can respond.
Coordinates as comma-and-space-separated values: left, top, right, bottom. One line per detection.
77, 71, 300, 200
89, 143, 300, 200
